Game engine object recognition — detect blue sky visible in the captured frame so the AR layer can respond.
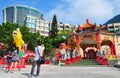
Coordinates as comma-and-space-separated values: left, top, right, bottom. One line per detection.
0, 0, 120, 25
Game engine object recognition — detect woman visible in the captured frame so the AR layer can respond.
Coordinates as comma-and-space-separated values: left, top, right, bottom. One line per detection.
8, 47, 20, 73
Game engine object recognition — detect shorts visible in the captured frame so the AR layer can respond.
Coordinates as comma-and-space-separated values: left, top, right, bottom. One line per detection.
7, 59, 12, 65
12, 60, 19, 62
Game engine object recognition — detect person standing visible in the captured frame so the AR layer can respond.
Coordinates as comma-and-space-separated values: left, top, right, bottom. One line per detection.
5, 50, 12, 71
6, 50, 12, 66
8, 47, 20, 73
29, 43, 45, 77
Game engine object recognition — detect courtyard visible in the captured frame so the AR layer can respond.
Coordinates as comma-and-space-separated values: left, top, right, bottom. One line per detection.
0, 64, 120, 78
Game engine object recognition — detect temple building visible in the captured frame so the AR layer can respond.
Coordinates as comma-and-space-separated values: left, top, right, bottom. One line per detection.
66, 19, 118, 60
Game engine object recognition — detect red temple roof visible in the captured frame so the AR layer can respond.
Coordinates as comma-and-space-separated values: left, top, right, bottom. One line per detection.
80, 19, 96, 29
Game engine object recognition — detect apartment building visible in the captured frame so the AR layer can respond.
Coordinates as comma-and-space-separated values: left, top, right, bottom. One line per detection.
107, 23, 120, 32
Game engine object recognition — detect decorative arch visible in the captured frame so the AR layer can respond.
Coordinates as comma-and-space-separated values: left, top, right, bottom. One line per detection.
80, 39, 98, 59
100, 39, 115, 55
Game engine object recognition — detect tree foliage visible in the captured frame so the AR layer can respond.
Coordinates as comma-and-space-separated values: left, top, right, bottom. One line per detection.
0, 23, 39, 51
49, 14, 58, 38
53, 30, 71, 48
41, 36, 54, 56
0, 23, 19, 47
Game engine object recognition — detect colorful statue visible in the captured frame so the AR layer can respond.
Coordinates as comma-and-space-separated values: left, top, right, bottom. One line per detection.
12, 28, 24, 51
56, 43, 67, 66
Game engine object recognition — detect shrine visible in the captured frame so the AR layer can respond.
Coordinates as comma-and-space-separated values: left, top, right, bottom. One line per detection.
66, 19, 117, 66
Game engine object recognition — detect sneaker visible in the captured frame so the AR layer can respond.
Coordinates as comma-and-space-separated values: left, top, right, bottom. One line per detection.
28, 74, 33, 77
10, 71, 14, 73
7, 70, 10, 73
35, 75, 40, 78
7, 70, 13, 73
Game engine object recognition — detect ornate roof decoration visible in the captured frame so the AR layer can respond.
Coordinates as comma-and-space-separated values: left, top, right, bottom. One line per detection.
80, 19, 96, 29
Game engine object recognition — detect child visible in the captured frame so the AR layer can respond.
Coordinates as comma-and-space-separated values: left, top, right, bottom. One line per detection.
6, 50, 12, 65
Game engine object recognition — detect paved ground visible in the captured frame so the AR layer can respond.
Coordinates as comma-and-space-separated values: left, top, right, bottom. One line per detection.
0, 64, 120, 78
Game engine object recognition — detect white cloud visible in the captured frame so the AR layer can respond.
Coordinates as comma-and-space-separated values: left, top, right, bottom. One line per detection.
45, 0, 117, 25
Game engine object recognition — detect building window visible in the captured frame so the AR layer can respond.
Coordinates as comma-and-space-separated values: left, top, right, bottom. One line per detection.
60, 26, 63, 28
26, 23, 35, 28
37, 30, 40, 32
109, 26, 114, 29
37, 22, 39, 24
45, 23, 49, 27
31, 24, 35, 28
27, 18, 36, 23
40, 22, 44, 26
38, 26, 40, 29
65, 26, 69, 28
45, 27, 49, 30
39, 26, 44, 30
41, 31, 44, 34
115, 26, 120, 28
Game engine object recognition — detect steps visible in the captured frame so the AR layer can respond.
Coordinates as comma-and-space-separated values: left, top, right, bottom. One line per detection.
71, 59, 101, 66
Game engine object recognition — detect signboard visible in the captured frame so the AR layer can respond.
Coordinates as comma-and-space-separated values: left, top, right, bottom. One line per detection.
100, 34, 114, 43
80, 33, 96, 41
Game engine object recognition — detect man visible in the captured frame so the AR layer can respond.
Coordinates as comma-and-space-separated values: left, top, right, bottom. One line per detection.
29, 43, 45, 77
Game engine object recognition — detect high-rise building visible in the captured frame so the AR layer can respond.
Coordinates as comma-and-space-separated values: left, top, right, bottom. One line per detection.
2, 5, 50, 36
3, 5, 43, 26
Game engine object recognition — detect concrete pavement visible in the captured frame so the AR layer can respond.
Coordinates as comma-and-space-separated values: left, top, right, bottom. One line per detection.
0, 64, 120, 78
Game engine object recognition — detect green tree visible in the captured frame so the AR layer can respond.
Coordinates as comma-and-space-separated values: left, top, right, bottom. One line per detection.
0, 23, 39, 51
49, 14, 58, 38
0, 22, 19, 47
41, 36, 54, 56
49, 30, 70, 48
58, 30, 71, 37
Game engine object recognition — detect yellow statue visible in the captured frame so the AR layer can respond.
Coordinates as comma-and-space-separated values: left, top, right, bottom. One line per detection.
12, 28, 24, 51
